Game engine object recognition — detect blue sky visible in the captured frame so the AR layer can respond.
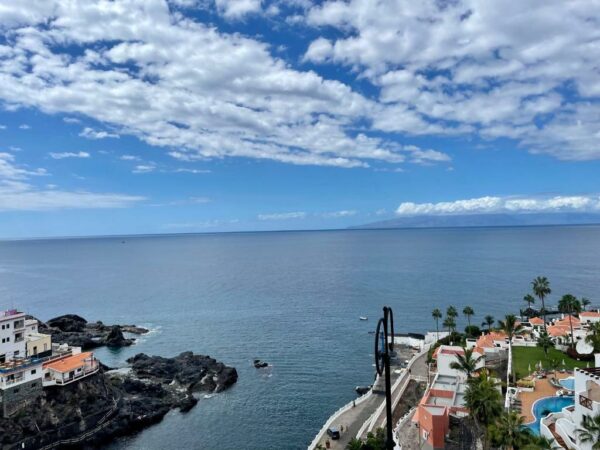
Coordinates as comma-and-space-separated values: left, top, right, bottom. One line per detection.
0, 0, 599, 238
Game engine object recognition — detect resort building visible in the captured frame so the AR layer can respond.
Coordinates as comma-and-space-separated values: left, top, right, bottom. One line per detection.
0, 309, 44, 417
434, 345, 485, 380
413, 373, 470, 449
539, 364, 600, 450
26, 332, 52, 358
43, 351, 99, 386
413, 345, 488, 449
547, 315, 586, 346
580, 310, 600, 325
0, 309, 27, 362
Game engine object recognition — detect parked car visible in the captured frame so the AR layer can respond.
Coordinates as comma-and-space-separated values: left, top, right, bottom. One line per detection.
326, 427, 340, 440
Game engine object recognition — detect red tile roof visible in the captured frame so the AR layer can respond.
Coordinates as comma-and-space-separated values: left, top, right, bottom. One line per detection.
45, 352, 94, 373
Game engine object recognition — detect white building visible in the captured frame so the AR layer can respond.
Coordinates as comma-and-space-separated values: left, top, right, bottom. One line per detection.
0, 309, 45, 417
0, 309, 27, 362
434, 345, 485, 380
540, 360, 600, 450
580, 311, 600, 325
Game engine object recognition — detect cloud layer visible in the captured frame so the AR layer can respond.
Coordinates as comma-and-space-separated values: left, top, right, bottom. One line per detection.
0, 0, 448, 169
396, 195, 600, 216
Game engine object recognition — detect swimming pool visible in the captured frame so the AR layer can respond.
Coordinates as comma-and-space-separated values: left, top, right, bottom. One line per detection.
559, 377, 575, 390
525, 396, 574, 435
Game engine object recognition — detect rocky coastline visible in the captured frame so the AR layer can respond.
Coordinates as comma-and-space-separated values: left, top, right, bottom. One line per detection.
0, 316, 238, 449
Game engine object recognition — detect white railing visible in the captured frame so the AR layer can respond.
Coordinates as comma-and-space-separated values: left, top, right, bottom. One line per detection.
306, 388, 374, 450
555, 417, 581, 450
504, 344, 513, 409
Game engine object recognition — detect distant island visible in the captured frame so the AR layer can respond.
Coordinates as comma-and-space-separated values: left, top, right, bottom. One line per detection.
351, 212, 600, 230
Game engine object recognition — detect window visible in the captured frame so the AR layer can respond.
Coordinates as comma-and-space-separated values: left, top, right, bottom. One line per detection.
31, 369, 37, 375
13, 350, 19, 356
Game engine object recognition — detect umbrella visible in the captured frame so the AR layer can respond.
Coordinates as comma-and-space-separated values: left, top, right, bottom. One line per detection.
528, 363, 531, 374
562, 359, 566, 367
539, 361, 543, 370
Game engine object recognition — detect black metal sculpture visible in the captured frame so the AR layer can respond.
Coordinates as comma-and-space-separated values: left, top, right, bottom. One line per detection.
374, 306, 395, 450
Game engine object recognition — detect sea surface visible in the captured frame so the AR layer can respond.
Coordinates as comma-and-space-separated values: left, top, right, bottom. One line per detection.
1, 226, 600, 449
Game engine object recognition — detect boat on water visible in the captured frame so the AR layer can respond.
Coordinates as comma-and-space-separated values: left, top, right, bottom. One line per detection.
359, 316, 368, 321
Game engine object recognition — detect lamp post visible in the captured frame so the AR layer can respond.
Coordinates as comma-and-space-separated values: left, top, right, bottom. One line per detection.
374, 306, 395, 450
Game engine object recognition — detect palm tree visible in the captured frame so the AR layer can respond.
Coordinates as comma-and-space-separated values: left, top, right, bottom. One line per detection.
581, 297, 591, 311
558, 294, 581, 347
464, 370, 503, 445
523, 294, 535, 312
443, 317, 456, 334
537, 330, 554, 356
576, 413, 600, 450
346, 438, 363, 450
482, 315, 494, 332
432, 308, 442, 341
446, 305, 458, 320
463, 306, 474, 327
532, 276, 551, 330
586, 322, 600, 352
499, 314, 524, 384
450, 347, 483, 379
492, 411, 529, 450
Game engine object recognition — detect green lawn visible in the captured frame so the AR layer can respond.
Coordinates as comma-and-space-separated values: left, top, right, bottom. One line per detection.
512, 346, 589, 379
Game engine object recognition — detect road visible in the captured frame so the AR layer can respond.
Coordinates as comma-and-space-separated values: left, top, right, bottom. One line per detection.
312, 349, 429, 450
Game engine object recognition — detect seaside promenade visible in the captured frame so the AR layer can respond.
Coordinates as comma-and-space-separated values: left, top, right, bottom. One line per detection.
309, 348, 429, 450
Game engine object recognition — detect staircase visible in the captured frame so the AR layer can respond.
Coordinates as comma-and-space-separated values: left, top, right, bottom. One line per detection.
548, 423, 568, 449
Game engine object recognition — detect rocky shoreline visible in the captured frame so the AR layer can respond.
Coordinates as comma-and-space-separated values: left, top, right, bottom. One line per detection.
0, 316, 238, 450
37, 314, 150, 349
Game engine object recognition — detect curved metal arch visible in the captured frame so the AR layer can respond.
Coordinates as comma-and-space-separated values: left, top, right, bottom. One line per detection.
374, 317, 385, 376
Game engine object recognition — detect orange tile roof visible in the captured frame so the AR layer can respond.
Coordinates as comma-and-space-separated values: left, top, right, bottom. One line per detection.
553, 316, 580, 328
476, 331, 507, 348
529, 317, 544, 325
547, 325, 570, 337
580, 311, 600, 318
45, 352, 94, 373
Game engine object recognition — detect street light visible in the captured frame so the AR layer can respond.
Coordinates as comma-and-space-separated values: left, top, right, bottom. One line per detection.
374, 306, 395, 450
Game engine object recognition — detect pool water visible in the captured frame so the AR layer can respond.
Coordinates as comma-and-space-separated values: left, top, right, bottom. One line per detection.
559, 377, 575, 390
526, 396, 574, 435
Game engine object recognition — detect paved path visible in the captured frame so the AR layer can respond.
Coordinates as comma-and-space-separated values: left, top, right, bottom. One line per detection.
312, 349, 429, 450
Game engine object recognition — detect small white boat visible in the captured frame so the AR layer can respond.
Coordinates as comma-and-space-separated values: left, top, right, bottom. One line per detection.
359, 316, 368, 321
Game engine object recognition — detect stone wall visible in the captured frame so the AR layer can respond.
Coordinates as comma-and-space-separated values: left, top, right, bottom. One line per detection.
0, 379, 42, 418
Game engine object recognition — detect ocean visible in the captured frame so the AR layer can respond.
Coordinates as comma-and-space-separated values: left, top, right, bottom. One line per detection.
1, 226, 599, 449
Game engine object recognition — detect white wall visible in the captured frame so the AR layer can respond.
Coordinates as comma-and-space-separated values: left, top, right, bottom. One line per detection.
0, 313, 27, 361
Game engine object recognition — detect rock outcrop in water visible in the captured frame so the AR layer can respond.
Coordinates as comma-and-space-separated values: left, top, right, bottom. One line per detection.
38, 314, 149, 349
0, 352, 238, 449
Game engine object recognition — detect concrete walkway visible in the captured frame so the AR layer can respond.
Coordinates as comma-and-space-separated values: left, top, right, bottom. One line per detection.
312, 349, 429, 450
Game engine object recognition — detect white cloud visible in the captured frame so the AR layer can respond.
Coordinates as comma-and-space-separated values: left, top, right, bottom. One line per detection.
395, 195, 600, 216
0, 125, 6, 130
174, 168, 211, 174
322, 209, 357, 218
258, 211, 306, 220
0, 0, 438, 169
79, 127, 119, 140
132, 164, 156, 174
0, 153, 143, 211
305, 0, 600, 160
63, 117, 80, 124
18, 124, 30, 130
49, 151, 90, 159
120, 154, 141, 161
215, 0, 262, 18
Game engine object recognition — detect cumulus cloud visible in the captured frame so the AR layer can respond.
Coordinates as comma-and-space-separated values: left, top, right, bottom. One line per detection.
258, 211, 306, 220
0, 0, 443, 170
79, 127, 119, 140
306, 0, 600, 160
395, 195, 600, 216
49, 151, 90, 159
0, 153, 143, 211
120, 154, 140, 161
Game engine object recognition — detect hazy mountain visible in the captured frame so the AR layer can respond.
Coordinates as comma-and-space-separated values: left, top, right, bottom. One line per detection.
351, 213, 600, 229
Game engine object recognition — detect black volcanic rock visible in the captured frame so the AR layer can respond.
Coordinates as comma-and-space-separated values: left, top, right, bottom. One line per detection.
104, 326, 134, 347
0, 352, 237, 449
40, 315, 147, 349
128, 351, 238, 393
47, 314, 88, 332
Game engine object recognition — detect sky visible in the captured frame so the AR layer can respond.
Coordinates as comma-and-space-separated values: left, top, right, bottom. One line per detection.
0, 0, 599, 238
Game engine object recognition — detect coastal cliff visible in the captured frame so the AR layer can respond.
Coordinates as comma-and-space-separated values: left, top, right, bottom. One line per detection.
0, 352, 238, 449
